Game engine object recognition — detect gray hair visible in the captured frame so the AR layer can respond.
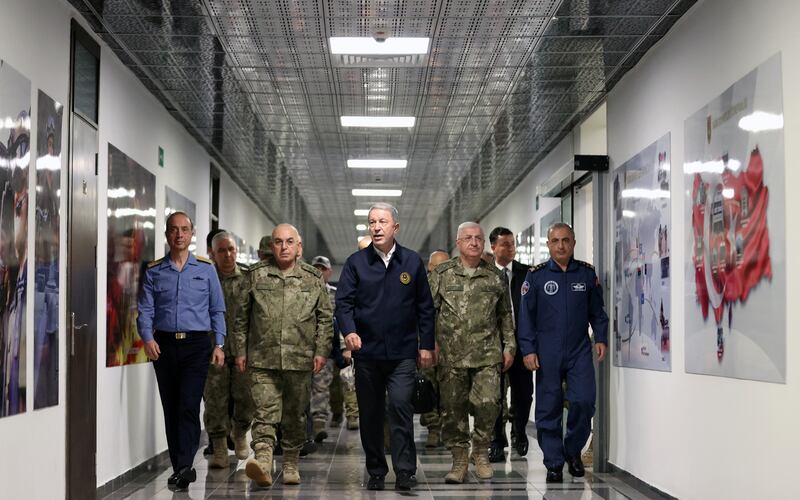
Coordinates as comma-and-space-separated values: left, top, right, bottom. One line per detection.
546, 222, 576, 240
211, 231, 237, 250
456, 221, 483, 240
368, 202, 399, 224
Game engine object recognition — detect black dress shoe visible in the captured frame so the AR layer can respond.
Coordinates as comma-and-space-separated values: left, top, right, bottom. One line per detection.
546, 467, 563, 483
300, 440, 317, 456
488, 442, 505, 463
367, 475, 385, 490
567, 456, 585, 477
514, 436, 529, 456
395, 472, 417, 491
173, 467, 196, 490
167, 472, 179, 486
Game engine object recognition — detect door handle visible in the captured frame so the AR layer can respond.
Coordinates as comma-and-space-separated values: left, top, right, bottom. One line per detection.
70, 312, 88, 356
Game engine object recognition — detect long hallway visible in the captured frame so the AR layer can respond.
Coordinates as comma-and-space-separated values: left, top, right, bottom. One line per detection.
101, 419, 661, 500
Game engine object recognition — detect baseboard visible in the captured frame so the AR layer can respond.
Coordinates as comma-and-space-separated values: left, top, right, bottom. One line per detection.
95, 449, 170, 499
607, 462, 677, 500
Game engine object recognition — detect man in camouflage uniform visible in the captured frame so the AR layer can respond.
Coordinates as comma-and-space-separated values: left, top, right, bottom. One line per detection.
257, 235, 273, 262
428, 222, 515, 483
420, 250, 450, 448
310, 255, 337, 441
204, 232, 254, 468
233, 224, 333, 487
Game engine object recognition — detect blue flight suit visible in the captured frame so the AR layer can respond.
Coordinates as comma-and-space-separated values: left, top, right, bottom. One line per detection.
517, 257, 608, 469
137, 253, 226, 474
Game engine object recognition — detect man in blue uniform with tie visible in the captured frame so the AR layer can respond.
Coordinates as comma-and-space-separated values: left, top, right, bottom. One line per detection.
137, 211, 226, 490
518, 222, 608, 483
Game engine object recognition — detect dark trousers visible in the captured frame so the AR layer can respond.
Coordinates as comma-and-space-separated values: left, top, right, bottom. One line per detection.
152, 332, 212, 472
535, 349, 595, 469
492, 353, 534, 446
354, 358, 416, 478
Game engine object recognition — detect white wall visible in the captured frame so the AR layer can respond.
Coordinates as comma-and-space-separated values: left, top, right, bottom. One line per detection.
606, 1, 800, 498
0, 0, 276, 496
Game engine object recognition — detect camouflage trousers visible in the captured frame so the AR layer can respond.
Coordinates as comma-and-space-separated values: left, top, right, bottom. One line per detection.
250, 368, 311, 452
439, 365, 501, 450
325, 363, 359, 419
419, 365, 440, 429
203, 358, 255, 439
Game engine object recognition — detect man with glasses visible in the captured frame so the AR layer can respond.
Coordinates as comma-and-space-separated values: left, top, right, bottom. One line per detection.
428, 222, 515, 483
336, 203, 435, 491
137, 211, 226, 490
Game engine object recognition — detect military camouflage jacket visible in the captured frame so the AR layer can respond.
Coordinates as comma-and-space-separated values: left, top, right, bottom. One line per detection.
428, 257, 515, 368
218, 264, 249, 358
232, 260, 333, 370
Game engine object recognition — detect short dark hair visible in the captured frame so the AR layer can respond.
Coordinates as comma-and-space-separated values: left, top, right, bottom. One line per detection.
489, 226, 513, 244
206, 228, 225, 249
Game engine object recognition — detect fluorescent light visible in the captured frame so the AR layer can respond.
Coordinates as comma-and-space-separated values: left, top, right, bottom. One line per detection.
738, 111, 783, 132
354, 209, 370, 216
356, 224, 367, 231
341, 116, 415, 128
622, 210, 636, 218
348, 159, 407, 169
352, 189, 402, 197
330, 37, 430, 55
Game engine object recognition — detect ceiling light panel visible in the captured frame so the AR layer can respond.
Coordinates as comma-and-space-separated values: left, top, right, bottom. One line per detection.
348, 160, 407, 169
330, 37, 430, 55
352, 189, 403, 197
340, 116, 415, 128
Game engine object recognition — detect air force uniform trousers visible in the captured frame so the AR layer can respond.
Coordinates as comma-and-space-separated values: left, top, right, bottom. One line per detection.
137, 253, 226, 473
517, 258, 608, 469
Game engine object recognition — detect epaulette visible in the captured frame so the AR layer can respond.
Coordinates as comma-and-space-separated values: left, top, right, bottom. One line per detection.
576, 260, 595, 270
530, 262, 547, 273
196, 255, 213, 264
433, 257, 459, 274
299, 260, 322, 277
147, 257, 164, 268
236, 263, 249, 272
248, 260, 268, 272
485, 263, 504, 278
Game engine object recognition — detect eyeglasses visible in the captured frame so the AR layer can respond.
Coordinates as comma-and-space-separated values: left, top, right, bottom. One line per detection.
458, 235, 484, 244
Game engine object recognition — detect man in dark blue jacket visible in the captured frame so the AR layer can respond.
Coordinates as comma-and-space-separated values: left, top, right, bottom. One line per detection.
336, 202, 435, 492
518, 222, 608, 483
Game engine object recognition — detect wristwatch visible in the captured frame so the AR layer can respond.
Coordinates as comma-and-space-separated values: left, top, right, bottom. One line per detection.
215, 344, 224, 350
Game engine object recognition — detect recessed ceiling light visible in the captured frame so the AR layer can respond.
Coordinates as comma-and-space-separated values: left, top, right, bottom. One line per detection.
348, 159, 407, 169
330, 37, 430, 55
356, 224, 367, 231
341, 116, 415, 128
354, 209, 370, 216
352, 189, 402, 197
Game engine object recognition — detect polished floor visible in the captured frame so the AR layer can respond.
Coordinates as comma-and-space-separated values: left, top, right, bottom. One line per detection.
101, 419, 663, 499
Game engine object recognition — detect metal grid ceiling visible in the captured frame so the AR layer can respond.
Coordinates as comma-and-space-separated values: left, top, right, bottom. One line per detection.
69, 0, 696, 262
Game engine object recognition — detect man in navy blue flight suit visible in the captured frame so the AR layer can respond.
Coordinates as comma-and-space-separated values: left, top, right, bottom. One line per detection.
517, 222, 608, 483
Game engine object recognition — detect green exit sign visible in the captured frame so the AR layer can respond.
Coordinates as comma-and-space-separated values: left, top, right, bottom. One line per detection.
158, 146, 164, 167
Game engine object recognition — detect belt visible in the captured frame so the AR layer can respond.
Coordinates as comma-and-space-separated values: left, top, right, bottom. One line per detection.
155, 330, 207, 339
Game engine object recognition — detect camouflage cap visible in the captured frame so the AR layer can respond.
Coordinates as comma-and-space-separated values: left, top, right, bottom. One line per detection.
310, 255, 331, 269
259, 235, 273, 255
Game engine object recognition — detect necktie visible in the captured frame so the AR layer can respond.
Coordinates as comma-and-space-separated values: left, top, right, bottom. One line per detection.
505, 267, 515, 329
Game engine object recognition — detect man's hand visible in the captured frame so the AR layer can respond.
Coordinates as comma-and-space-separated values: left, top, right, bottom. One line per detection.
595, 342, 607, 362
144, 340, 160, 361
211, 346, 225, 367
501, 352, 514, 372
523, 353, 540, 371
418, 349, 434, 369
235, 356, 247, 373
344, 332, 362, 351
313, 356, 327, 374
342, 349, 352, 365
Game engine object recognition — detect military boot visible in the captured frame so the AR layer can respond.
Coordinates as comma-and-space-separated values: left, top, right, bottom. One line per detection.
444, 448, 469, 484
282, 449, 301, 485
471, 446, 494, 480
346, 415, 359, 430
245, 442, 273, 487
425, 427, 442, 448
232, 431, 249, 460
313, 419, 328, 442
209, 437, 228, 468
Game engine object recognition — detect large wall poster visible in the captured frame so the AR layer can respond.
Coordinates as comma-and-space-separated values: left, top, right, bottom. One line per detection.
33, 90, 63, 409
106, 144, 156, 367
0, 60, 30, 417
164, 186, 196, 256
684, 54, 785, 383
613, 133, 672, 372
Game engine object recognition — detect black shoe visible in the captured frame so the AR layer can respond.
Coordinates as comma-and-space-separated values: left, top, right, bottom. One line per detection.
567, 456, 585, 477
330, 413, 343, 427
514, 436, 529, 457
488, 442, 505, 463
173, 467, 196, 490
546, 467, 563, 483
299, 440, 317, 457
367, 475, 385, 490
395, 472, 417, 491
167, 471, 180, 486
274, 441, 283, 456
227, 435, 235, 451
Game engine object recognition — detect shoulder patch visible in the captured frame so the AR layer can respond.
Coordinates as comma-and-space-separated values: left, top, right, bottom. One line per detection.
530, 262, 547, 273
237, 263, 250, 272
299, 261, 323, 277
434, 258, 458, 274
147, 257, 164, 268
196, 255, 213, 264
576, 260, 595, 270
